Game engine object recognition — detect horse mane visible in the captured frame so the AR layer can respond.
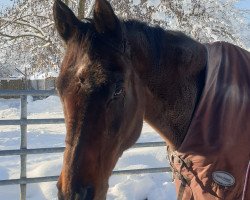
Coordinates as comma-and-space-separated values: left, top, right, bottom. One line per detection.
123, 19, 206, 77
124, 19, 197, 48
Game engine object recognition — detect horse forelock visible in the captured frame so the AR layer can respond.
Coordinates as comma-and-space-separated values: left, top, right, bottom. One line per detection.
57, 23, 133, 99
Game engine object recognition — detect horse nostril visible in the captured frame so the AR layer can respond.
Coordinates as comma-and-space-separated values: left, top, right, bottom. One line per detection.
75, 185, 94, 200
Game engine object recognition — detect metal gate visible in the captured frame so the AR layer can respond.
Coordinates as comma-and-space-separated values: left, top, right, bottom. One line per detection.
0, 90, 170, 200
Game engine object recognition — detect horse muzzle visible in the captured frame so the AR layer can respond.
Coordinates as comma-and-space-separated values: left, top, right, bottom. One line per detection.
75, 186, 95, 200
58, 185, 95, 200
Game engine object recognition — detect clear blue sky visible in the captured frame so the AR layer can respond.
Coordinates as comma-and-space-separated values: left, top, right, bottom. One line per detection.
236, 0, 250, 9
236, 0, 250, 20
0, 0, 12, 8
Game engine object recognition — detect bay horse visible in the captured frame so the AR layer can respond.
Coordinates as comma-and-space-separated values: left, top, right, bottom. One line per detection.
53, 0, 250, 199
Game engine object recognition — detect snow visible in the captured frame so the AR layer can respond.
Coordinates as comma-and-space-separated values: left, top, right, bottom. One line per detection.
132, 0, 141, 6
0, 96, 176, 200
146, 0, 161, 7
29, 71, 59, 80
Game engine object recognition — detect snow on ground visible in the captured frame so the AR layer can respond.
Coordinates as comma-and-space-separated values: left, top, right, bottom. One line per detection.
0, 96, 176, 200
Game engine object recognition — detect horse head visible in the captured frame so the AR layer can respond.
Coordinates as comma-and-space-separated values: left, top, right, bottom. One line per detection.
54, 0, 145, 199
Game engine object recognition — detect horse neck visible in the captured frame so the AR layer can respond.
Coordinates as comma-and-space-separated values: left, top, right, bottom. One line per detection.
125, 21, 207, 149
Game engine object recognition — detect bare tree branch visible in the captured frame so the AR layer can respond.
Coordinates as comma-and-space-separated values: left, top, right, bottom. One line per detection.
0, 31, 49, 42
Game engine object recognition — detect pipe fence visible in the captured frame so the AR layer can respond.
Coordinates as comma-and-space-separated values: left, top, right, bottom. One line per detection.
0, 90, 170, 200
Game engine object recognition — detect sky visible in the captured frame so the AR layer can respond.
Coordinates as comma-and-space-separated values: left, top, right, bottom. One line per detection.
236, 0, 250, 8
236, 0, 250, 20
0, 0, 12, 8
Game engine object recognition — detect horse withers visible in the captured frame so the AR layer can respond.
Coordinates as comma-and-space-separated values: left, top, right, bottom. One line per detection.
53, 0, 250, 199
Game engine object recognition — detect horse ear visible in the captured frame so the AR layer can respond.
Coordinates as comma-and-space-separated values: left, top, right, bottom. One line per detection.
53, 0, 80, 42
93, 0, 120, 35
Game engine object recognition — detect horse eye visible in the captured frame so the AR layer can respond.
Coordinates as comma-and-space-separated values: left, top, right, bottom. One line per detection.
113, 87, 124, 97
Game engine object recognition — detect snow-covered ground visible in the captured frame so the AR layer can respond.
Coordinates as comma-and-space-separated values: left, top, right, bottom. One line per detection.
0, 96, 176, 200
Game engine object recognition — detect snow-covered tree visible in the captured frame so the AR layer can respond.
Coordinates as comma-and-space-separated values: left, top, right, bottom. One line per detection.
0, 0, 249, 78
0, 0, 94, 78
0, 0, 61, 78
111, 0, 249, 45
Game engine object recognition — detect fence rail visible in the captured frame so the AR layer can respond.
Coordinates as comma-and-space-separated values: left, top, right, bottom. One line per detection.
0, 118, 65, 125
0, 89, 57, 96
0, 90, 169, 200
0, 141, 166, 157
0, 167, 172, 187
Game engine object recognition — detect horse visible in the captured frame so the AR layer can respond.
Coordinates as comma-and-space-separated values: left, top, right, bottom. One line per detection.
53, 0, 250, 199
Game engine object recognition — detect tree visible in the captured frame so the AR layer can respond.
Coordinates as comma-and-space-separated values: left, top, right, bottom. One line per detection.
0, 0, 61, 78
0, 0, 249, 78
0, 0, 92, 78
110, 0, 249, 45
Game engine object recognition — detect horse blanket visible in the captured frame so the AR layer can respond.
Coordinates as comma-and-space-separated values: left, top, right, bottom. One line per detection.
169, 41, 250, 200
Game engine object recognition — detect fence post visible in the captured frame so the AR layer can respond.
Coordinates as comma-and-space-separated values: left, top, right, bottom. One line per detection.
20, 95, 27, 200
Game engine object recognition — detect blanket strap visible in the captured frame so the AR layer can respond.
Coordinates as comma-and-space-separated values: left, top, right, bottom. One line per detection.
177, 182, 186, 200
167, 146, 193, 200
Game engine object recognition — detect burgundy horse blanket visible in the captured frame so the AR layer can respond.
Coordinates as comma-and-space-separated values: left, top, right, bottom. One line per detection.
169, 42, 250, 200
